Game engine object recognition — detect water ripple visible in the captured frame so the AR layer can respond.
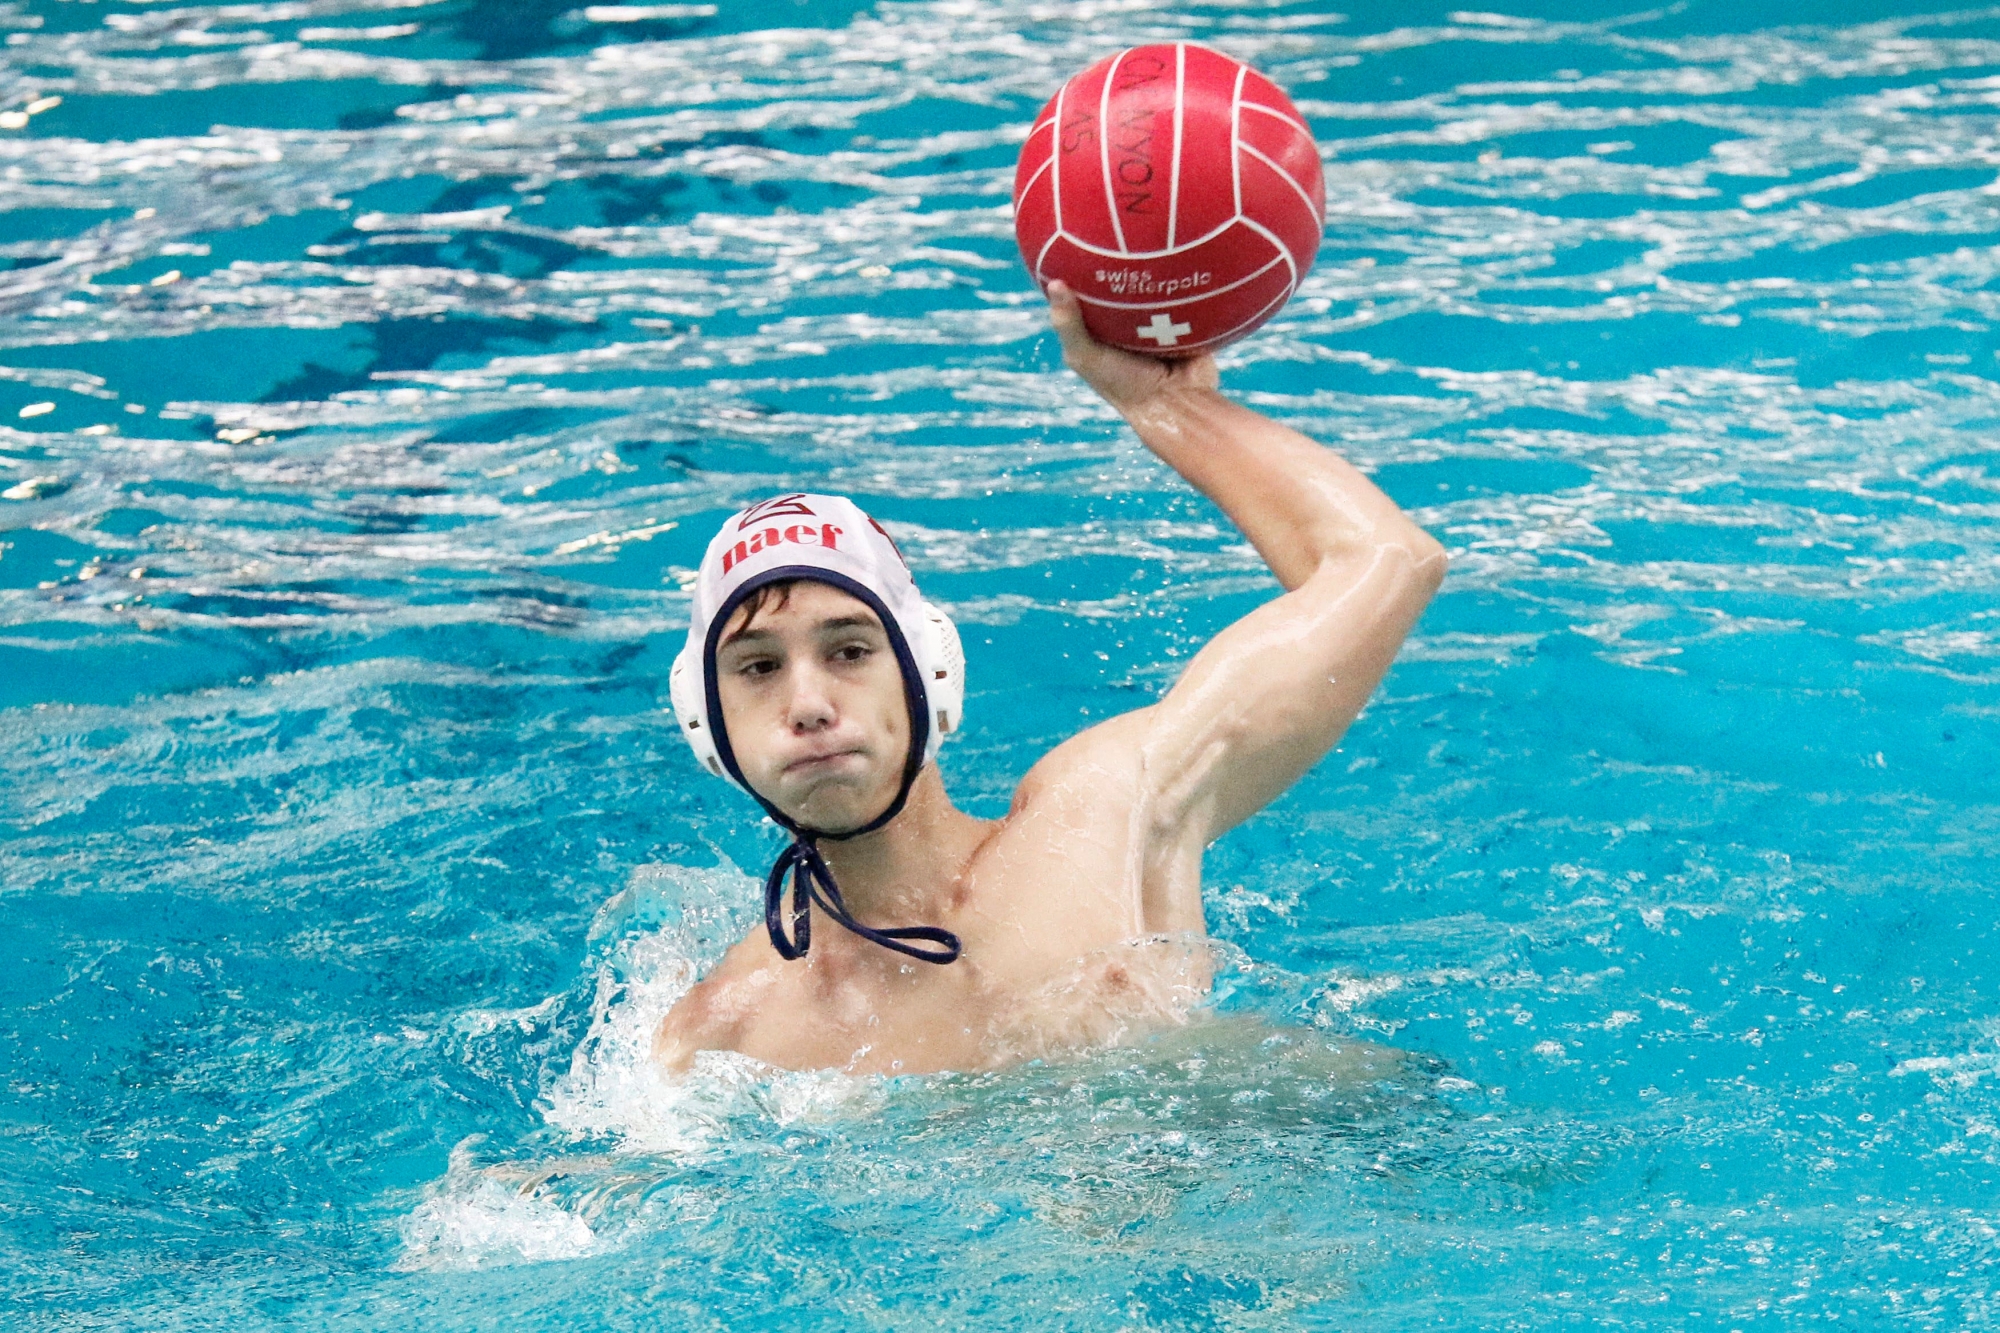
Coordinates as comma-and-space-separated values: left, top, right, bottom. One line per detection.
5, 2, 2000, 1328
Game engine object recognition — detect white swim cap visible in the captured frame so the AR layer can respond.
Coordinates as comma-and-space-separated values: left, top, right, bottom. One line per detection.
669, 493, 963, 801
667, 493, 968, 964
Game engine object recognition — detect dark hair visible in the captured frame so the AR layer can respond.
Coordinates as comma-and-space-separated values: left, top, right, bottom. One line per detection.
720, 579, 801, 642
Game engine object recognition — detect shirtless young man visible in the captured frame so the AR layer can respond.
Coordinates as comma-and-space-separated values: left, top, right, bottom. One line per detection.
653, 282, 1447, 1076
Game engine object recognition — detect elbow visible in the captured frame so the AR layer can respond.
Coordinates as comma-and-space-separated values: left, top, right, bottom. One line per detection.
1299, 523, 1449, 603
1369, 521, 1448, 597
1407, 527, 1448, 596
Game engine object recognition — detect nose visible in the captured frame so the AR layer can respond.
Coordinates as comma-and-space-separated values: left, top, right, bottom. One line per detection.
783, 658, 837, 734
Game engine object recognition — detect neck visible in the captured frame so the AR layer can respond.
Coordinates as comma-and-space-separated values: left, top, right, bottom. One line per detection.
812, 766, 986, 935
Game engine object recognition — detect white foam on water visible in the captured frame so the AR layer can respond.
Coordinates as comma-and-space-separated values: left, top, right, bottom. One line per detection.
396, 1172, 602, 1271
397, 860, 897, 1269
537, 860, 892, 1151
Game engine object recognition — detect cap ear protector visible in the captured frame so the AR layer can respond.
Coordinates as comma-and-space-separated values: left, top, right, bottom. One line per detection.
667, 647, 724, 781
668, 593, 963, 792
919, 599, 966, 742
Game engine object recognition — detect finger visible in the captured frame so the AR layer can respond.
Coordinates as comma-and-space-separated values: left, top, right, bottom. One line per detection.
1044, 281, 1097, 361
1045, 280, 1084, 332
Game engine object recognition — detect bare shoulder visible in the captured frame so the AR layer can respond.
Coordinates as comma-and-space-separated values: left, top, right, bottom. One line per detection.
652, 933, 781, 1072
969, 705, 1195, 946
1007, 706, 1155, 820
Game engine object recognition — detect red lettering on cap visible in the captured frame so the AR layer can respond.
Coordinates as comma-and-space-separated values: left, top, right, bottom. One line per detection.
715, 521, 840, 576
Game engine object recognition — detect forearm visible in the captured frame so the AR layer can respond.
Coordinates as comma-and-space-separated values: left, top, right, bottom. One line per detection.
1042, 279, 1441, 592
1043, 284, 1448, 850
1120, 384, 1440, 592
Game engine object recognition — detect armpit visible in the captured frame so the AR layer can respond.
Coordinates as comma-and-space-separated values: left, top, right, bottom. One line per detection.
1010, 709, 1153, 817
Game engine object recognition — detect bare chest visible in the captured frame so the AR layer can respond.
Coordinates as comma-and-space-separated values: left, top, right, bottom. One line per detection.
679, 740, 1212, 1074
719, 821, 1207, 1074
726, 933, 1212, 1075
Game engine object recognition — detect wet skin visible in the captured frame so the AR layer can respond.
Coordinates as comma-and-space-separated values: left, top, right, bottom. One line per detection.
655, 284, 1449, 1075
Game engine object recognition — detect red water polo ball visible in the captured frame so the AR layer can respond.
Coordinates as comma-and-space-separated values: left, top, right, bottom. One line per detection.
1013, 43, 1325, 358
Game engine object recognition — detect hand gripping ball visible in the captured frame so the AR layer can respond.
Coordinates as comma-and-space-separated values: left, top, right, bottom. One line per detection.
1013, 43, 1326, 358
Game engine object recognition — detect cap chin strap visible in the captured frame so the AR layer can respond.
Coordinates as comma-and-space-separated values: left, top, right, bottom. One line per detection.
703, 568, 963, 966
764, 839, 961, 965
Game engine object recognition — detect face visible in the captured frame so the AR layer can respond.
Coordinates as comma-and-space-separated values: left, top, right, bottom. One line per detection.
713, 581, 911, 834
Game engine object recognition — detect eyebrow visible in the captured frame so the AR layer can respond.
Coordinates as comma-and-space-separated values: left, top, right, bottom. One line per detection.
719, 614, 882, 649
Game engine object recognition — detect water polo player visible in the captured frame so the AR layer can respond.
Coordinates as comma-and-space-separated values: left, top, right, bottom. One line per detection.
652, 283, 1447, 1075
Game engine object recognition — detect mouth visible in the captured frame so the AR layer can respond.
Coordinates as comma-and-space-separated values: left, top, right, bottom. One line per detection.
783, 747, 866, 777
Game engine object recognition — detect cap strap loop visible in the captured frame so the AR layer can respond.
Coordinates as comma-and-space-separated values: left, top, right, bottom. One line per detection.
762, 837, 961, 965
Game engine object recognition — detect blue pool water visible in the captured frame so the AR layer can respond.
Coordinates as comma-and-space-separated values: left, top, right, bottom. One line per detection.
3, 0, 1998, 1326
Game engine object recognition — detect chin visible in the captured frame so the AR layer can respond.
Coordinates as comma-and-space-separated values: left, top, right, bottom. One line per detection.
789, 798, 878, 835
779, 780, 896, 834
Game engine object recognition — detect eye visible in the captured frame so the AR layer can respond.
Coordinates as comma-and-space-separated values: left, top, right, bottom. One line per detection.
736, 656, 780, 678
832, 642, 872, 664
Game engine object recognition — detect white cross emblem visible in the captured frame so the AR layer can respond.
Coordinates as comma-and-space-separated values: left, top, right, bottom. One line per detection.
1135, 312, 1192, 347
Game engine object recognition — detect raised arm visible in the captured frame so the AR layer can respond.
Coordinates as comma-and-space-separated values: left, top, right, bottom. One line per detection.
1047, 282, 1447, 840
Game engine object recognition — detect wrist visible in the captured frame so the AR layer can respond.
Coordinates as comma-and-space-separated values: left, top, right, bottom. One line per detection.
1119, 380, 1226, 434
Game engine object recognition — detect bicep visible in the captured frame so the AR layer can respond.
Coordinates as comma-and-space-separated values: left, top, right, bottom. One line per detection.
1139, 542, 1444, 840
